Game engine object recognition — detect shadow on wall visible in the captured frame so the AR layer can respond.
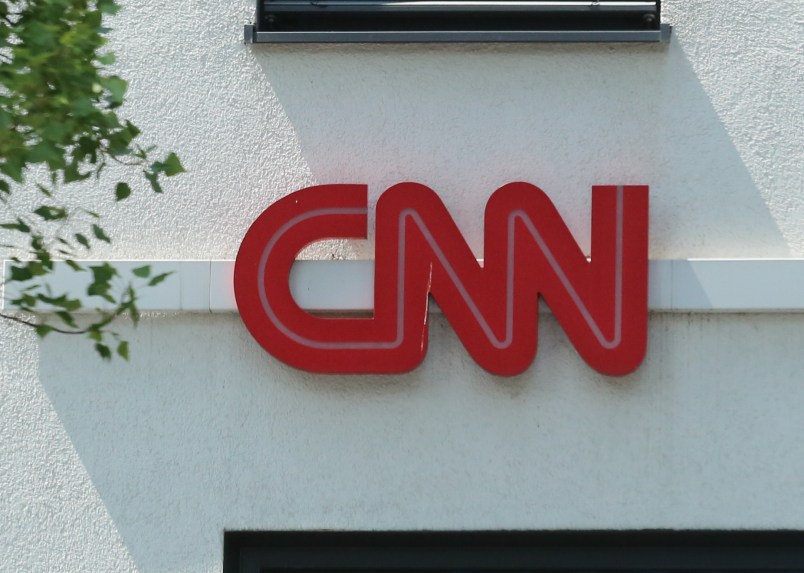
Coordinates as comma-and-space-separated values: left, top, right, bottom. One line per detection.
252, 41, 789, 259
37, 311, 804, 572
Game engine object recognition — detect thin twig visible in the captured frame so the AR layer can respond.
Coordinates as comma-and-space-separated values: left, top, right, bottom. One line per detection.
0, 311, 91, 334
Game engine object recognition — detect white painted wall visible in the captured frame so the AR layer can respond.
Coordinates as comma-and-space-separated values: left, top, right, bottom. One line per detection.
2, 0, 804, 571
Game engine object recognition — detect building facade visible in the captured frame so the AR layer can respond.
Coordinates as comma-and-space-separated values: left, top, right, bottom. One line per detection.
2, 0, 804, 571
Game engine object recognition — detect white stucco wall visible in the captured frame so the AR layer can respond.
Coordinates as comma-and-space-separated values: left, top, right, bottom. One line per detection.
2, 0, 804, 571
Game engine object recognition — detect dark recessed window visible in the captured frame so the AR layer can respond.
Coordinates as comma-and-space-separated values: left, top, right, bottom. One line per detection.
244, 0, 672, 43
224, 531, 804, 573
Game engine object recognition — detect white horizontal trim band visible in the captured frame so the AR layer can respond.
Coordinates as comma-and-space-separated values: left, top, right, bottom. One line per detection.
3, 259, 804, 314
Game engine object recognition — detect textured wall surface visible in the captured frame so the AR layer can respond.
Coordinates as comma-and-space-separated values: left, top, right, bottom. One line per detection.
2, 0, 804, 571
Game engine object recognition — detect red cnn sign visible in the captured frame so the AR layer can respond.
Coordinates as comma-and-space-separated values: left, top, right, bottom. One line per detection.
235, 182, 648, 376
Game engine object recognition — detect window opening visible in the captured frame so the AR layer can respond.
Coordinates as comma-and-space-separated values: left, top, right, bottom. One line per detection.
224, 531, 804, 573
244, 0, 672, 43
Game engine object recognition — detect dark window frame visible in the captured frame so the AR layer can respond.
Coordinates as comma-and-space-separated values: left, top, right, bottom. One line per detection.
244, 0, 672, 43
224, 530, 804, 573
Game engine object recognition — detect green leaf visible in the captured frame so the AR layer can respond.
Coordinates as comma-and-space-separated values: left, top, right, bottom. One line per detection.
117, 341, 129, 361
97, 52, 116, 65
65, 260, 84, 272
56, 311, 78, 328
125, 121, 141, 138
37, 294, 82, 312
87, 264, 117, 303
115, 182, 131, 201
33, 205, 68, 221
103, 76, 128, 107
1, 218, 32, 233
70, 97, 96, 118
16, 294, 38, 307
0, 159, 23, 183
132, 265, 151, 278
41, 122, 71, 143
90, 263, 117, 284
27, 141, 65, 168
97, 0, 121, 15
35, 324, 54, 338
95, 343, 112, 360
64, 162, 92, 183
75, 233, 91, 249
144, 170, 163, 193
163, 152, 185, 176
76, 136, 100, 162
87, 285, 115, 303
126, 286, 140, 326
9, 265, 34, 282
92, 224, 111, 243
26, 262, 47, 277
16, 218, 32, 233
148, 272, 171, 287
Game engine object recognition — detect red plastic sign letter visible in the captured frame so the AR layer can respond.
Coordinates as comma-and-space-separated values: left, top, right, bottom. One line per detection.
235, 183, 648, 376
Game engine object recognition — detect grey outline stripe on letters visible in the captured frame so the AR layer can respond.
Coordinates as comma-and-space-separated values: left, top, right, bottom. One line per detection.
257, 187, 624, 350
